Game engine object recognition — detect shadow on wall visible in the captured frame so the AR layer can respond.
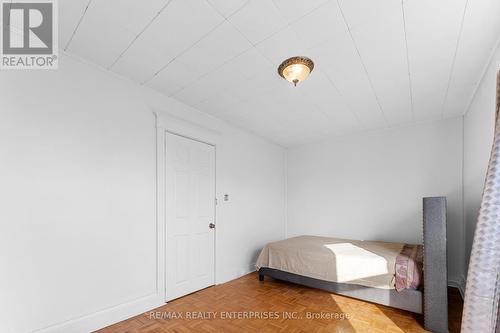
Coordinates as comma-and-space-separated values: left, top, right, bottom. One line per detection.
251, 248, 262, 266
463, 172, 485, 268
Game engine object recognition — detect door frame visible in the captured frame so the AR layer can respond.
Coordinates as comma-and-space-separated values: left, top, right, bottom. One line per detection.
155, 112, 218, 303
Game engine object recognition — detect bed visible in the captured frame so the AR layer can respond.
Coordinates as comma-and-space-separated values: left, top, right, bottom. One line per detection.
256, 197, 448, 333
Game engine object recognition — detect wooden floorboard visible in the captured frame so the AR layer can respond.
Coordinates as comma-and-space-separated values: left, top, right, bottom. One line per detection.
95, 272, 463, 333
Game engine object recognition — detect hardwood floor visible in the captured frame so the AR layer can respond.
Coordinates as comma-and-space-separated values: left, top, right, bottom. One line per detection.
96, 272, 463, 333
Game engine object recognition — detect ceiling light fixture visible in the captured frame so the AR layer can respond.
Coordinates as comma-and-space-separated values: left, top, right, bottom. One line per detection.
277, 56, 314, 87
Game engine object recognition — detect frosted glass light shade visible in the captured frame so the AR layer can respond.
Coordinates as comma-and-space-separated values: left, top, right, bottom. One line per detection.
278, 56, 314, 86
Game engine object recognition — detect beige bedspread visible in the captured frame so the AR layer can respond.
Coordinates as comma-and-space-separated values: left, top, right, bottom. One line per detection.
256, 235, 407, 289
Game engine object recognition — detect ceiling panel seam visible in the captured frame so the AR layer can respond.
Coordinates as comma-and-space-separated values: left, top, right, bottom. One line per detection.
230, 1, 279, 67
107, 0, 174, 70
463, 33, 500, 116
141, 21, 225, 86
439, 0, 469, 118
63, 0, 93, 51
204, 0, 276, 67
291, 1, 367, 130
206, 0, 250, 19
401, 0, 415, 121
254, 0, 330, 55
335, 0, 390, 127
271, 0, 331, 29
303, 74, 366, 131
141, 0, 252, 85
323, 72, 367, 129
169, 46, 251, 102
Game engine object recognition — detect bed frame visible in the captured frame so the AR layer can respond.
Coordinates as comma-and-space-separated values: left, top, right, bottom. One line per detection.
258, 197, 448, 333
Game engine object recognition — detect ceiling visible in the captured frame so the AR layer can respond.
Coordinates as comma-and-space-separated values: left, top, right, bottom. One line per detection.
61, 0, 500, 146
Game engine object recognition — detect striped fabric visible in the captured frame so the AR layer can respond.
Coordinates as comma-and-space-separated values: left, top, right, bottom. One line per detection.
461, 71, 500, 333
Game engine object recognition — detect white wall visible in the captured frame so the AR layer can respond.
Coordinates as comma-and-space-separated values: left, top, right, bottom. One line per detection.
287, 118, 464, 285
0, 54, 285, 333
463, 42, 500, 272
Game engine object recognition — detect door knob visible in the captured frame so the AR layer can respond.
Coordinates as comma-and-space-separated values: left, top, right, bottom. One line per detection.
209, 223, 215, 229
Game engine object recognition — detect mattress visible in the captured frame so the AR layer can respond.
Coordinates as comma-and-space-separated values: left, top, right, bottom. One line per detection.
256, 235, 411, 290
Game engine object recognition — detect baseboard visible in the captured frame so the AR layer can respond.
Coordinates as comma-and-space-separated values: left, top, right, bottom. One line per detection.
216, 263, 256, 285
33, 293, 165, 333
35, 263, 257, 333
448, 275, 466, 299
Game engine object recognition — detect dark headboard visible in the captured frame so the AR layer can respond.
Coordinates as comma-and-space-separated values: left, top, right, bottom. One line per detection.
423, 197, 449, 333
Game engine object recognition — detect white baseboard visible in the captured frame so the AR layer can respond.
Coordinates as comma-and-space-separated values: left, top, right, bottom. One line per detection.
216, 263, 256, 285
35, 263, 257, 333
33, 293, 165, 333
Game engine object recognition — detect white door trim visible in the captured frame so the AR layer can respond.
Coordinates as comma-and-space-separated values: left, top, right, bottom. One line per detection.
155, 112, 218, 303
166, 130, 216, 148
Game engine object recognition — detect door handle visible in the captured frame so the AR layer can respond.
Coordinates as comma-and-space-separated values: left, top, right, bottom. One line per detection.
209, 223, 215, 229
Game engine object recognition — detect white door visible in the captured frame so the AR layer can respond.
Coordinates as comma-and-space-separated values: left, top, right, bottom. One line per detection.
165, 132, 215, 301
